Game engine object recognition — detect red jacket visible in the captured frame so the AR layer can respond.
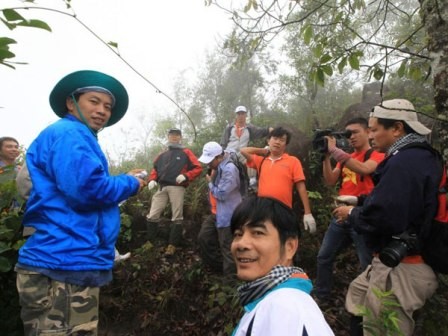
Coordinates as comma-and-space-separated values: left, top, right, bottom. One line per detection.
149, 146, 202, 188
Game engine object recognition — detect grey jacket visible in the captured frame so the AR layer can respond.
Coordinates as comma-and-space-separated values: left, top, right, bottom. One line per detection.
220, 123, 270, 151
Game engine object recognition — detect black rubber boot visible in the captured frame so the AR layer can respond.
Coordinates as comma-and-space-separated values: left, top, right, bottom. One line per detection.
145, 220, 158, 242
168, 222, 183, 247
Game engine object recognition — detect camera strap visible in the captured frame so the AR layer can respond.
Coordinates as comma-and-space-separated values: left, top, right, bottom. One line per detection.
257, 155, 269, 179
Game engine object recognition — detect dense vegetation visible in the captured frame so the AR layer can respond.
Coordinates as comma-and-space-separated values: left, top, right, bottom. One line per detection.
2, 141, 448, 335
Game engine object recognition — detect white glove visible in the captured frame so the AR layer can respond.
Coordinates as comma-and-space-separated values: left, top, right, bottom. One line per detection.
176, 174, 186, 184
147, 180, 158, 190
303, 214, 317, 234
264, 145, 270, 155
114, 248, 131, 264
336, 195, 358, 206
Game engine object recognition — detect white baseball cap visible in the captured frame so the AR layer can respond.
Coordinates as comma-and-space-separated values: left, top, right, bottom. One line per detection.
234, 105, 247, 113
370, 99, 431, 135
198, 141, 223, 164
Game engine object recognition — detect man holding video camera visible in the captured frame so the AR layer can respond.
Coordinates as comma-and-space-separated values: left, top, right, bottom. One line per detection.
335, 100, 440, 335
314, 117, 384, 302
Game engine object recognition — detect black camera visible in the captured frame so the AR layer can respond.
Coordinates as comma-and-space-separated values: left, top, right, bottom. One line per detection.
379, 231, 419, 268
312, 129, 352, 153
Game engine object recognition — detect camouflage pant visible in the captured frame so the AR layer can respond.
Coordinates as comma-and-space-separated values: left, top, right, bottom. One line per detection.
16, 268, 99, 336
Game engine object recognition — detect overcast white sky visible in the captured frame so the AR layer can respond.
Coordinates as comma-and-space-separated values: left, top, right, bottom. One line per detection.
0, 0, 234, 160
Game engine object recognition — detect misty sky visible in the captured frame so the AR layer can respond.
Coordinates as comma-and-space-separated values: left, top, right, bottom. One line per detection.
0, 0, 233, 160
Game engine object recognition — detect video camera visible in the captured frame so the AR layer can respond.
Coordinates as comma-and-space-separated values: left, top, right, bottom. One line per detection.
312, 129, 352, 153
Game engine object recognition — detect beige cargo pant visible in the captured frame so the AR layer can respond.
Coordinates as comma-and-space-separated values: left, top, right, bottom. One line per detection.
346, 257, 438, 336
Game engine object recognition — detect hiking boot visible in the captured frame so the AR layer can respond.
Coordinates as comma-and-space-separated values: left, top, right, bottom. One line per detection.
164, 244, 176, 256
146, 220, 158, 242
168, 222, 183, 246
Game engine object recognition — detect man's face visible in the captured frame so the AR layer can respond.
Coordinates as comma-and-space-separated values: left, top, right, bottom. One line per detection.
231, 220, 295, 281
368, 117, 398, 153
67, 92, 112, 131
168, 132, 182, 144
267, 134, 288, 156
235, 111, 247, 124
0, 140, 19, 162
207, 156, 219, 170
345, 123, 369, 150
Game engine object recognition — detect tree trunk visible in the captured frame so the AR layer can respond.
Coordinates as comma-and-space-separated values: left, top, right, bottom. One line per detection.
419, 0, 448, 158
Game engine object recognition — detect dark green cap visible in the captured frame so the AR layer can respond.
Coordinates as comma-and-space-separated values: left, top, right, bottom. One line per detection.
49, 70, 129, 127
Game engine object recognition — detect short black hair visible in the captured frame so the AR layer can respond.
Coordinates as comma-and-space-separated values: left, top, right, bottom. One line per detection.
268, 126, 291, 145
0, 137, 19, 150
230, 196, 300, 245
345, 117, 368, 129
376, 118, 416, 134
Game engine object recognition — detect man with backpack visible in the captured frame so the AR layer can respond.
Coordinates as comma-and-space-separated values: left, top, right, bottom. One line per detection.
221, 105, 273, 191
220, 105, 272, 153
314, 117, 384, 302
198, 142, 242, 276
335, 99, 440, 335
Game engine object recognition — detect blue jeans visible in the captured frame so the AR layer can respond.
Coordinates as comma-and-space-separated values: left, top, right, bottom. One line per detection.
314, 218, 372, 299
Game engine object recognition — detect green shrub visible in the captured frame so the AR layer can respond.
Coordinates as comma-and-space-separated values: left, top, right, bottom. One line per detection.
0, 171, 25, 336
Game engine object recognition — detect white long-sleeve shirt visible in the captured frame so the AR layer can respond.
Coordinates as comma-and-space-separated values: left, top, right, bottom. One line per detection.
233, 285, 334, 335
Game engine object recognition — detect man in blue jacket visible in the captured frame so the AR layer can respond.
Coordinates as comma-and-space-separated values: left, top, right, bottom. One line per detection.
198, 141, 241, 276
15, 70, 147, 336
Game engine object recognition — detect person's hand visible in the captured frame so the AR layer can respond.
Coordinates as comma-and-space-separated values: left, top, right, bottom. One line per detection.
333, 206, 354, 224
127, 169, 148, 192
136, 177, 147, 192
264, 145, 270, 156
147, 180, 158, 190
327, 139, 350, 163
325, 136, 337, 153
176, 174, 186, 184
303, 214, 317, 234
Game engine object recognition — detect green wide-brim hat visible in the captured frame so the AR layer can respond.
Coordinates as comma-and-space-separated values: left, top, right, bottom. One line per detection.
49, 70, 129, 127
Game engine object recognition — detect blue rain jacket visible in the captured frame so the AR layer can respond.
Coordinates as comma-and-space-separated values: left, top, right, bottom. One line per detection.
18, 115, 139, 271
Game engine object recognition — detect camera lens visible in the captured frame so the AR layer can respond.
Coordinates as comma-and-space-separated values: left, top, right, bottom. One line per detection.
379, 240, 408, 267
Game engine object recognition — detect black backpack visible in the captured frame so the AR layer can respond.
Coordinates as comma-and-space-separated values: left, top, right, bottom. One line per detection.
398, 142, 448, 274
